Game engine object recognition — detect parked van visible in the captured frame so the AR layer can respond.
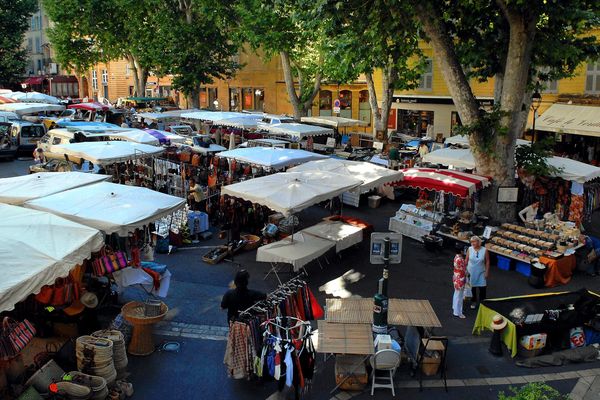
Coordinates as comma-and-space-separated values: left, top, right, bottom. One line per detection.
10, 120, 46, 153
38, 128, 108, 160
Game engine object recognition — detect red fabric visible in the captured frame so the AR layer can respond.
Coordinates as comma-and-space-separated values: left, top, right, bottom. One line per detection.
307, 287, 324, 320
142, 267, 161, 290
51, 75, 78, 83
23, 76, 43, 85
392, 168, 491, 198
67, 102, 109, 111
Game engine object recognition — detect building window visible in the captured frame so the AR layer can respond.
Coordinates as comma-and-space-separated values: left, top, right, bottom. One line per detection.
208, 88, 218, 109
35, 38, 41, 54
92, 70, 98, 90
242, 88, 253, 110
397, 110, 434, 135
339, 90, 352, 118
450, 111, 462, 135
31, 16, 35, 30
418, 59, 433, 91
101, 69, 108, 84
128, 86, 134, 96
585, 61, 600, 94
358, 90, 371, 125
37, 59, 42, 74
254, 89, 264, 111
319, 90, 332, 116
27, 38, 32, 52
125, 64, 130, 76
229, 88, 240, 111
538, 67, 558, 93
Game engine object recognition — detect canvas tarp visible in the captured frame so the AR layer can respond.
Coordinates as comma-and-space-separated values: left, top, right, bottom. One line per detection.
300, 116, 369, 128
0, 204, 104, 313
25, 182, 185, 235
288, 158, 403, 193
221, 171, 362, 216
0, 172, 110, 205
262, 123, 334, 140
256, 232, 335, 272
217, 147, 327, 169
52, 141, 164, 165
534, 104, 600, 137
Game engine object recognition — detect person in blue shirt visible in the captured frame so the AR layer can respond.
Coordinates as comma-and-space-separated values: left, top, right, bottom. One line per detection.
585, 235, 600, 276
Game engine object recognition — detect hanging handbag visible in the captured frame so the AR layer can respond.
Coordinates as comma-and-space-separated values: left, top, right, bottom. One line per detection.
35, 285, 54, 304
2, 318, 36, 356
50, 278, 68, 306
99, 247, 128, 275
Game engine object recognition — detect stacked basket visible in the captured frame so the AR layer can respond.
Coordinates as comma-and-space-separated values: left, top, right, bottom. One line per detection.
76, 336, 117, 386
92, 330, 128, 378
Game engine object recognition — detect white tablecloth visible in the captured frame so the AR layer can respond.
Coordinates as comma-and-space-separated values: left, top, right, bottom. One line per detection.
388, 217, 431, 242
300, 221, 363, 253
112, 267, 171, 298
256, 232, 334, 271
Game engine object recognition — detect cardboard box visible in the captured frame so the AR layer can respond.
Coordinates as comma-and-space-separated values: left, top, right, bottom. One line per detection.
375, 334, 392, 351
519, 333, 547, 350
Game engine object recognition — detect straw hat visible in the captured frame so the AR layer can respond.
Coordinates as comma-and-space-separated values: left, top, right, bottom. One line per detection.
81, 292, 99, 309
490, 314, 507, 330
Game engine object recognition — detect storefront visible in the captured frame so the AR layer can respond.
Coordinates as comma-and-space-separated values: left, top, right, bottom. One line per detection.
390, 95, 494, 139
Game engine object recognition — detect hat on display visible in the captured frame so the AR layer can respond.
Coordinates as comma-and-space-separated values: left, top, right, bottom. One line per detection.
81, 292, 99, 309
63, 300, 85, 316
490, 314, 507, 330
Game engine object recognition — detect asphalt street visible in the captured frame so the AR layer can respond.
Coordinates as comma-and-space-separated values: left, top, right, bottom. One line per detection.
3, 159, 600, 399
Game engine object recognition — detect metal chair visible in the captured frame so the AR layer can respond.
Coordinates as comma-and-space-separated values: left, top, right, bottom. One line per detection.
370, 349, 401, 396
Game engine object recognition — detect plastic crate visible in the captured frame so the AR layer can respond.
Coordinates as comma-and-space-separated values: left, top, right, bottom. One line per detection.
515, 261, 531, 277
496, 255, 512, 271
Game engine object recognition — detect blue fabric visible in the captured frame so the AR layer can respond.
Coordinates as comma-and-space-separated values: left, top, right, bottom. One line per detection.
141, 261, 167, 274
467, 246, 487, 287
586, 236, 600, 252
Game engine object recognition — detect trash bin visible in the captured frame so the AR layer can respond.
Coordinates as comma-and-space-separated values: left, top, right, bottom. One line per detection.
368, 195, 381, 208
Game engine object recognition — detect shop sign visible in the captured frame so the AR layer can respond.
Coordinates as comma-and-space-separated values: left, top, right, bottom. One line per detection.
370, 232, 402, 265
333, 98, 341, 114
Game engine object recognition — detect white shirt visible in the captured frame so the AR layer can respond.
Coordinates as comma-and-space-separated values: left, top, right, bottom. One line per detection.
519, 205, 538, 222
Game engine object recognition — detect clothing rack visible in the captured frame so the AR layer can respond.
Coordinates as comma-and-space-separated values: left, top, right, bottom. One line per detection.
238, 274, 307, 317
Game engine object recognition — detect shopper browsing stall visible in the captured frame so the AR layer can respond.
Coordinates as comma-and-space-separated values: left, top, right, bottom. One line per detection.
465, 236, 490, 310
221, 270, 267, 322
452, 244, 467, 318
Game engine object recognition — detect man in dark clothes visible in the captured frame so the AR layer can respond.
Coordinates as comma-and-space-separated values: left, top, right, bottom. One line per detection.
221, 270, 267, 322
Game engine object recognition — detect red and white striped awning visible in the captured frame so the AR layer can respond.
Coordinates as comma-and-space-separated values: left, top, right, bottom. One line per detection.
392, 168, 491, 198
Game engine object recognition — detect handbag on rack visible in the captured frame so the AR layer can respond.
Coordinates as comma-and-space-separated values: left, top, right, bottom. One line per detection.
92, 247, 128, 276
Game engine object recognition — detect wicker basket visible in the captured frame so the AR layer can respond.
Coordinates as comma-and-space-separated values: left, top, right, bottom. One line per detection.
122, 301, 168, 326
241, 234, 261, 251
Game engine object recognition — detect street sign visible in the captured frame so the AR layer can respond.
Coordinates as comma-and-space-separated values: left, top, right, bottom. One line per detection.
370, 232, 402, 264
333, 98, 341, 114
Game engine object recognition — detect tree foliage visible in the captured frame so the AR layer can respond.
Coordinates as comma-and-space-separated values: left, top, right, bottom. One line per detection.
44, 0, 240, 99
0, 0, 37, 86
515, 136, 562, 178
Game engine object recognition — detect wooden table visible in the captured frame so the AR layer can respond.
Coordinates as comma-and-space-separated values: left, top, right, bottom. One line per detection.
326, 298, 442, 328
317, 320, 374, 355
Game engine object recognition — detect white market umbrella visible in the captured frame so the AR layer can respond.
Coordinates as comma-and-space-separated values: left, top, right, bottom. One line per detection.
0, 172, 110, 205
221, 171, 362, 216
108, 129, 160, 145
213, 116, 260, 130
289, 158, 404, 193
25, 182, 186, 236
0, 204, 104, 312
217, 147, 327, 170
52, 141, 164, 165
12, 91, 61, 104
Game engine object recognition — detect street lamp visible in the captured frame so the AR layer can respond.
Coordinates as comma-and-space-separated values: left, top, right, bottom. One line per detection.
530, 91, 542, 144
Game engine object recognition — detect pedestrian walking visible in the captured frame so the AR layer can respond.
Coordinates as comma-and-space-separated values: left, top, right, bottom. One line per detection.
452, 244, 467, 318
465, 236, 490, 310
221, 270, 266, 323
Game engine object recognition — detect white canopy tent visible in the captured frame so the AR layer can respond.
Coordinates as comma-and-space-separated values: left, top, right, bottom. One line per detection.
217, 147, 327, 169
108, 129, 160, 145
181, 111, 249, 122
52, 141, 164, 165
192, 143, 227, 154
424, 147, 600, 183
10, 92, 61, 104
256, 232, 334, 273
444, 134, 530, 148
0, 204, 104, 313
221, 171, 362, 216
25, 182, 186, 236
212, 116, 260, 130
288, 158, 403, 193
262, 123, 334, 141
0, 172, 110, 205
0, 103, 65, 115
300, 116, 369, 128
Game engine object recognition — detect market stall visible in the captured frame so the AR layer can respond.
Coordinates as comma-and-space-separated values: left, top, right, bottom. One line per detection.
221, 171, 362, 216
444, 134, 530, 148
388, 168, 491, 242
52, 141, 163, 165
0, 172, 109, 205
24, 181, 185, 236
300, 221, 364, 253
143, 128, 186, 145
0, 102, 65, 116
473, 289, 600, 358
288, 158, 404, 206
217, 147, 327, 170
262, 123, 334, 144
0, 204, 104, 312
